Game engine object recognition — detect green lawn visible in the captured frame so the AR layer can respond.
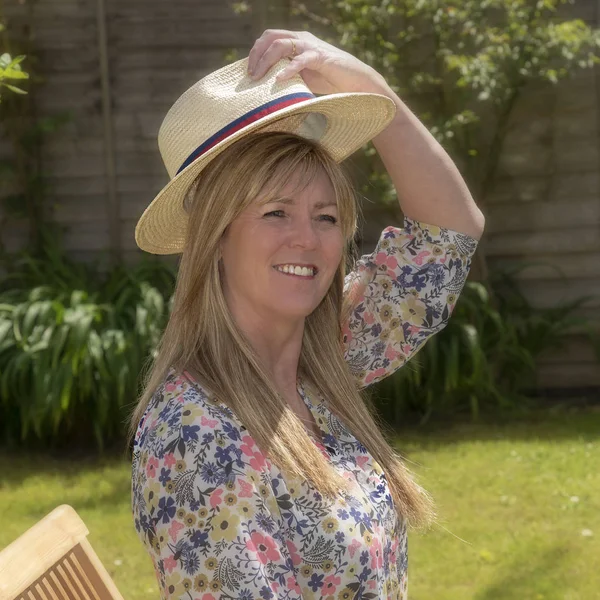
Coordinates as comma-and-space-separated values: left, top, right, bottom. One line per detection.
1, 405, 598, 599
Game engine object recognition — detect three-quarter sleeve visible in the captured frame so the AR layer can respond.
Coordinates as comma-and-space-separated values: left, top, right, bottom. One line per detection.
342, 216, 478, 389
132, 379, 304, 600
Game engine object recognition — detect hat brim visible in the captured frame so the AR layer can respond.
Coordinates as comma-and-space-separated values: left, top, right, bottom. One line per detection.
135, 92, 396, 255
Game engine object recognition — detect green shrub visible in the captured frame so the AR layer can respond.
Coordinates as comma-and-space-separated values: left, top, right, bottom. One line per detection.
0, 242, 175, 450
369, 269, 591, 427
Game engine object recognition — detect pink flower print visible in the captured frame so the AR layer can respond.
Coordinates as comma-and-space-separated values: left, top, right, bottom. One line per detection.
402, 344, 413, 355
146, 456, 159, 478
370, 536, 383, 569
413, 250, 431, 265
248, 532, 281, 564
164, 452, 176, 467
201, 595, 215, 600
249, 451, 266, 471
363, 310, 375, 325
356, 455, 370, 469
163, 555, 177, 572
323, 574, 341, 595
384, 345, 401, 361
168, 520, 184, 542
364, 367, 387, 385
348, 538, 361, 558
286, 540, 302, 567
240, 435, 256, 456
201, 415, 218, 428
165, 383, 176, 392
385, 255, 398, 270
374, 251, 388, 266
209, 488, 223, 509
238, 479, 254, 498
286, 576, 301, 594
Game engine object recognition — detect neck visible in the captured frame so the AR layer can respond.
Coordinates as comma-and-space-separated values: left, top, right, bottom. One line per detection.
228, 303, 305, 394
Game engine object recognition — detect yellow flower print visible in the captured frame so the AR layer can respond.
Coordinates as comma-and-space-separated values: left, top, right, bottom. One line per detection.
165, 573, 191, 597
194, 573, 209, 592
301, 564, 313, 578
238, 501, 252, 517
337, 586, 355, 599
209, 507, 241, 542
363, 532, 373, 544
447, 293, 456, 304
432, 245, 443, 256
323, 517, 338, 533
380, 239, 390, 249
224, 492, 237, 506
175, 460, 186, 472
184, 513, 196, 526
144, 480, 161, 512
380, 304, 393, 322
390, 326, 406, 345
205, 557, 217, 570
176, 507, 186, 520
400, 294, 427, 325
322, 559, 334, 572
428, 224, 441, 237
209, 579, 222, 592
199, 507, 209, 519
156, 422, 168, 436
381, 280, 391, 293
181, 404, 203, 425
165, 480, 175, 493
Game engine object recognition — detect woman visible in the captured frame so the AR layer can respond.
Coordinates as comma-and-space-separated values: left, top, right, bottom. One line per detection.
130, 30, 484, 600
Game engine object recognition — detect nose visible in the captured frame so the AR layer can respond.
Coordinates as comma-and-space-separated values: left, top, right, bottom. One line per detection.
289, 215, 319, 249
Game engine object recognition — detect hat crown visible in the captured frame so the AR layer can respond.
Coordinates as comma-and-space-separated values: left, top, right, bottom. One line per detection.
158, 57, 312, 179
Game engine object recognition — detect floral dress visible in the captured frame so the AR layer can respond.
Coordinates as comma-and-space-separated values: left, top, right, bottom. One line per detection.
131, 217, 478, 600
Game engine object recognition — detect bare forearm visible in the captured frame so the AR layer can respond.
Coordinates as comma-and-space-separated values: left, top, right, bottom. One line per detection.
367, 77, 485, 239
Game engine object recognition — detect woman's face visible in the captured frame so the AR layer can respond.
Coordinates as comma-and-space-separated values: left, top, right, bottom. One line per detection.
219, 167, 344, 323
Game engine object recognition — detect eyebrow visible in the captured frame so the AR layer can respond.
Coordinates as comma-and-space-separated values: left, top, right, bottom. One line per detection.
263, 197, 338, 210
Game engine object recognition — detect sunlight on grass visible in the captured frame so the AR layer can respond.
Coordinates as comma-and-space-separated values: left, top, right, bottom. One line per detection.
0, 406, 598, 599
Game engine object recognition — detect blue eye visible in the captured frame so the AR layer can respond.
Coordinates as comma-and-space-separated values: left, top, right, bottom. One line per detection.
321, 215, 338, 224
264, 210, 285, 218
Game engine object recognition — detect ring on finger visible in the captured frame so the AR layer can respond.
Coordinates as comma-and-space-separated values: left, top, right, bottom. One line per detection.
289, 39, 297, 58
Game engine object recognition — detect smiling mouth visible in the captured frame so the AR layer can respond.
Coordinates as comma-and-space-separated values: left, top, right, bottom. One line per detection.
272, 266, 318, 279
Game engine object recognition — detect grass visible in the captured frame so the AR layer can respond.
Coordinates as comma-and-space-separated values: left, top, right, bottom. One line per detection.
0, 404, 598, 599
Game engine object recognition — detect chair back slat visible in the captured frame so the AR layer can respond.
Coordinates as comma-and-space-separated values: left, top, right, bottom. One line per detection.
0, 506, 124, 600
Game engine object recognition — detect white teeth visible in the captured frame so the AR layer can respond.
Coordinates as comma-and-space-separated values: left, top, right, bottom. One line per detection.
275, 265, 315, 277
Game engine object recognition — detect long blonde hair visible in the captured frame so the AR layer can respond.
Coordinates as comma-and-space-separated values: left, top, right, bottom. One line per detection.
129, 131, 435, 529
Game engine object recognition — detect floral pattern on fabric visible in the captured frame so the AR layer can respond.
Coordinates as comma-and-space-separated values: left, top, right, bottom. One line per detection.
132, 218, 478, 600
343, 216, 478, 388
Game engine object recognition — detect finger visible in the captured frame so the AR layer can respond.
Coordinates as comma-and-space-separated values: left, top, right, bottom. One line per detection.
275, 50, 320, 82
249, 33, 301, 77
248, 29, 296, 73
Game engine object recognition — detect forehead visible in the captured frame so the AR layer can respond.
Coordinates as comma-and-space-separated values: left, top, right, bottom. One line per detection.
256, 165, 337, 208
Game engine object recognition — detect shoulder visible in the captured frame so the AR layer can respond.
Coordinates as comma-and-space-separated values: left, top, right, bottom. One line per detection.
133, 369, 243, 460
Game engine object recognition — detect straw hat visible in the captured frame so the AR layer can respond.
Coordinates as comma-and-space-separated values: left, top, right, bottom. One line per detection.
135, 56, 396, 254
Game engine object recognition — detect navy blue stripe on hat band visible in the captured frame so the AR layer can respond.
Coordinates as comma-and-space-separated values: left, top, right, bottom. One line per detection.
176, 92, 316, 175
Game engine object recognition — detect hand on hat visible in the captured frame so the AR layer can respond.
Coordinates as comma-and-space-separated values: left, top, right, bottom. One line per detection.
248, 30, 391, 97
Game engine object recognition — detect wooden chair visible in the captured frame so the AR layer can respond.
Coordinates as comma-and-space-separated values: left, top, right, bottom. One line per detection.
0, 504, 125, 600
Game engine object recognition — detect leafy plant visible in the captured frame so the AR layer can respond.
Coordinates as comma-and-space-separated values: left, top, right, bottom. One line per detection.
279, 0, 600, 279
369, 268, 590, 426
0, 51, 28, 101
0, 238, 176, 450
